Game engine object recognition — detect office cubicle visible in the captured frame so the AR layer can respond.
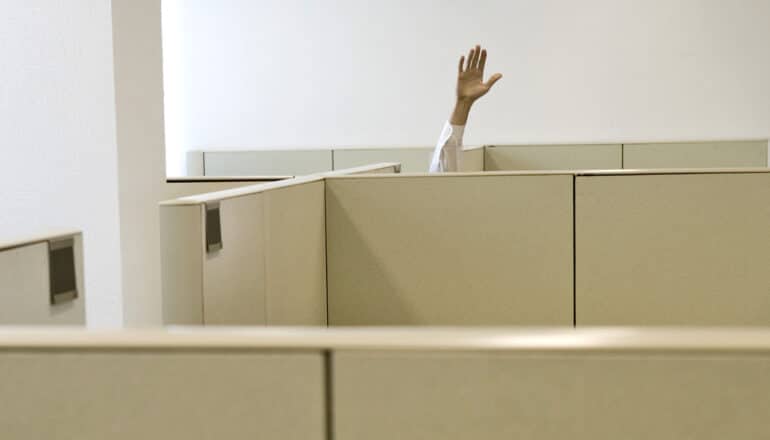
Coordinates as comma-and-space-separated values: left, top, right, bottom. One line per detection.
192, 139, 768, 176
484, 143, 622, 170
325, 172, 574, 325
575, 168, 770, 325
623, 140, 768, 169
161, 167, 769, 327
166, 176, 289, 198
193, 146, 484, 175
0, 328, 325, 440
160, 163, 400, 326
0, 230, 85, 325
3, 327, 770, 439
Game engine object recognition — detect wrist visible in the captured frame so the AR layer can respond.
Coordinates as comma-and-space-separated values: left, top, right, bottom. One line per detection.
450, 98, 474, 125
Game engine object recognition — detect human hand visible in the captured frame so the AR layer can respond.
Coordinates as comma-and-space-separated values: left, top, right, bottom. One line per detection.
456, 44, 503, 103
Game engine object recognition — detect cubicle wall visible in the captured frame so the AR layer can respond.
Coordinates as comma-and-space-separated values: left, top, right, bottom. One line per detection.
460, 146, 485, 171
575, 169, 770, 325
333, 330, 770, 440
0, 231, 85, 325
197, 146, 485, 176
161, 179, 327, 326
333, 147, 432, 173
325, 173, 574, 326
623, 140, 768, 169
0, 331, 325, 440
166, 177, 288, 200
484, 144, 622, 171
160, 163, 400, 325
204, 149, 333, 177
194, 140, 768, 176
3, 328, 770, 439
161, 167, 769, 327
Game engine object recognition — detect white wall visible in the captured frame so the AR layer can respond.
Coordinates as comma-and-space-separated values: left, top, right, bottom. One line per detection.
162, 0, 770, 176
0, 1, 122, 326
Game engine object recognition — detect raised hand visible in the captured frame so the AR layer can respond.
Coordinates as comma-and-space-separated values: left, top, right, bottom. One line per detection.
457, 45, 503, 103
451, 45, 502, 125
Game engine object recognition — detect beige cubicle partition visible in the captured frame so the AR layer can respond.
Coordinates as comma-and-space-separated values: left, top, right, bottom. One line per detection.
160, 163, 400, 326
332, 328, 770, 440
333, 146, 485, 173
485, 144, 622, 171
461, 146, 485, 171
203, 149, 333, 176
333, 147, 433, 173
166, 176, 288, 199
576, 169, 770, 325
195, 139, 768, 177
4, 327, 769, 440
325, 172, 574, 326
623, 140, 768, 169
161, 178, 326, 326
0, 231, 85, 325
0, 330, 325, 440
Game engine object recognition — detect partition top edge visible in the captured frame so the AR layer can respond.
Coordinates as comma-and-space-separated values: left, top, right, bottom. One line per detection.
327, 170, 577, 179
167, 176, 292, 183
320, 162, 401, 176
200, 146, 483, 152
325, 167, 769, 180
202, 148, 335, 154
160, 175, 324, 206
160, 162, 401, 206
487, 139, 768, 147
4, 328, 770, 354
0, 230, 82, 252
576, 167, 770, 176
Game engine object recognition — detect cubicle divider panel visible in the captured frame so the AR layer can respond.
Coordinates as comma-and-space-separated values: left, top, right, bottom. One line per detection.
202, 194, 267, 325
326, 174, 574, 325
485, 144, 622, 171
160, 205, 204, 324
203, 150, 333, 176
0, 350, 325, 440
461, 147, 485, 172
0, 232, 85, 325
264, 181, 327, 325
333, 147, 432, 173
166, 179, 283, 199
576, 171, 770, 325
333, 350, 770, 440
623, 141, 768, 169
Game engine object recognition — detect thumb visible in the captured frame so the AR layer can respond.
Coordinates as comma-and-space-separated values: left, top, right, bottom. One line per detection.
485, 73, 503, 89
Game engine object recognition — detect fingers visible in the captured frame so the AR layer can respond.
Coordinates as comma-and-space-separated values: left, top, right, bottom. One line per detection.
465, 47, 473, 71
485, 73, 503, 89
462, 45, 492, 73
470, 44, 481, 69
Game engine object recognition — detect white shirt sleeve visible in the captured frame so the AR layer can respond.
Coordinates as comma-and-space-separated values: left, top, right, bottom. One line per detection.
429, 121, 465, 173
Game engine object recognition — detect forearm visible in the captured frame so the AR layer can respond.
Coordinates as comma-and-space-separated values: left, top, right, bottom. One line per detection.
449, 98, 474, 126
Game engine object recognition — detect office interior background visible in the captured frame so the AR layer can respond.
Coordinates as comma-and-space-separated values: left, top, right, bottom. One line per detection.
0, 0, 770, 439
3, 0, 768, 327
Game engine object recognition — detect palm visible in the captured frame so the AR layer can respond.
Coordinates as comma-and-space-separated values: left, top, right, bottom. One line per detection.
458, 70, 490, 101
456, 45, 502, 102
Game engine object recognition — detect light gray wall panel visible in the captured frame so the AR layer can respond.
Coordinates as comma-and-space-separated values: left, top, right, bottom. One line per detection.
485, 144, 622, 171
623, 141, 768, 169
204, 150, 333, 176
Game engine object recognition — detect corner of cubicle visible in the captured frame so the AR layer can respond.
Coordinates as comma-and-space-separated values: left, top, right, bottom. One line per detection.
0, 230, 85, 325
158, 163, 402, 327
